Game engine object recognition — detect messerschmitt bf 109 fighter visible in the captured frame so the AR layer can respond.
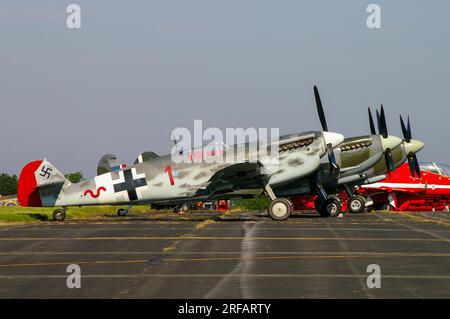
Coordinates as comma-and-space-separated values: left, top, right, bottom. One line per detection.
274, 87, 406, 214
18, 110, 344, 221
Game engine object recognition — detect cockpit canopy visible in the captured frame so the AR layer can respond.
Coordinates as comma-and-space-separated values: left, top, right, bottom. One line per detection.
419, 162, 450, 176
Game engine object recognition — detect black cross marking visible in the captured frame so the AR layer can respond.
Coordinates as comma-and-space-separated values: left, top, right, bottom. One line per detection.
113, 169, 147, 201
39, 166, 53, 179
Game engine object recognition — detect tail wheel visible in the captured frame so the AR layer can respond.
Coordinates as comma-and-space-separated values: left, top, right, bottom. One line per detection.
53, 209, 66, 221
347, 195, 365, 214
268, 198, 291, 221
319, 198, 341, 217
117, 208, 128, 216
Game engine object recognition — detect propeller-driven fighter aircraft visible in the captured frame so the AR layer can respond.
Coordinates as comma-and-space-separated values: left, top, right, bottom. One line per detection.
17, 86, 424, 221
288, 109, 424, 214
273, 87, 407, 214
18, 127, 344, 221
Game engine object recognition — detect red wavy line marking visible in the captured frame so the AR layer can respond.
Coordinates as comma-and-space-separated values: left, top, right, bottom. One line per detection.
83, 186, 106, 198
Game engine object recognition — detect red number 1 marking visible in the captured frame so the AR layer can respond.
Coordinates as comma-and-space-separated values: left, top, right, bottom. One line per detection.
165, 165, 175, 186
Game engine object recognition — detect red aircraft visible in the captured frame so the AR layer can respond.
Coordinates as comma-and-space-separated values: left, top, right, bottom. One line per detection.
291, 162, 450, 213
359, 162, 450, 212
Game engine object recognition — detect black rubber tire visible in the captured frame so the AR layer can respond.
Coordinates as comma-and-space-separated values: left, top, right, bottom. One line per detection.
319, 198, 341, 217
117, 208, 128, 216
347, 195, 365, 214
268, 198, 291, 221
381, 204, 393, 212
53, 209, 66, 221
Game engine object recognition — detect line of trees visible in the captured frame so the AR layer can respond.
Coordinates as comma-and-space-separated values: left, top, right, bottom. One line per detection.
0, 173, 18, 196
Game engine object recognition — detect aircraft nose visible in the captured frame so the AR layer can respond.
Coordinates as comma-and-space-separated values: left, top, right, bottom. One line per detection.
323, 132, 344, 148
381, 135, 402, 151
405, 139, 425, 154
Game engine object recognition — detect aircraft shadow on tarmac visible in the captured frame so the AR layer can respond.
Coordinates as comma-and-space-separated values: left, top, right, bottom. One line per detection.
96, 210, 322, 222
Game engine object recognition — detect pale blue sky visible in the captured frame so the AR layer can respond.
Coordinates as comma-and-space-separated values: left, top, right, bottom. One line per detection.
1, 1, 449, 176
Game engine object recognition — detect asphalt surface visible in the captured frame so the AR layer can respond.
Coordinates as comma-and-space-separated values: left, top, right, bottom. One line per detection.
0, 210, 449, 298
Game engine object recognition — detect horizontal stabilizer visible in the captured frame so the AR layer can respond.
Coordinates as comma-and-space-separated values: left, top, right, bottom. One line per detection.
134, 151, 160, 164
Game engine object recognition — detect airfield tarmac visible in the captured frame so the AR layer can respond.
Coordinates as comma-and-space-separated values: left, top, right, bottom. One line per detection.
0, 210, 449, 298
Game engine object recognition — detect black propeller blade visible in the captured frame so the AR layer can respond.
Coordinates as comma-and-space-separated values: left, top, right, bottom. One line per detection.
384, 148, 395, 176
368, 108, 376, 135
327, 144, 338, 171
400, 115, 410, 143
400, 114, 421, 178
407, 152, 421, 178
413, 152, 421, 178
376, 109, 381, 135
407, 116, 412, 140
314, 85, 328, 132
379, 105, 388, 138
313, 85, 338, 173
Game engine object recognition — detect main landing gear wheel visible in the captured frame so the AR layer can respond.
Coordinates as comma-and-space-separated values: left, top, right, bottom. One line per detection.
180, 203, 190, 213
268, 198, 291, 221
347, 195, 365, 214
117, 208, 128, 217
53, 208, 66, 221
319, 198, 341, 217
381, 204, 393, 212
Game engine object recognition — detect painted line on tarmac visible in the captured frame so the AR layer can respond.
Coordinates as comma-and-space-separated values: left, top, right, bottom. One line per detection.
0, 236, 448, 242
164, 252, 450, 262
6, 226, 448, 232
0, 259, 149, 268
401, 213, 450, 227
0, 273, 449, 279
1, 252, 449, 268
1, 250, 449, 256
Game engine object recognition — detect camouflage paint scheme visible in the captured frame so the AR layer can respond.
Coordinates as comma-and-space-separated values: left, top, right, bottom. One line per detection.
360, 139, 425, 184
273, 134, 403, 196
18, 131, 344, 208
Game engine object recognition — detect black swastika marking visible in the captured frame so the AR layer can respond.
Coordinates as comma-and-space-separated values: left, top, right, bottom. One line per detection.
39, 166, 53, 179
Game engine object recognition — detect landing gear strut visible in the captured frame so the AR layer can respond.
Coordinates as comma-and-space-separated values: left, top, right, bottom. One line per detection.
265, 184, 291, 221
53, 208, 67, 221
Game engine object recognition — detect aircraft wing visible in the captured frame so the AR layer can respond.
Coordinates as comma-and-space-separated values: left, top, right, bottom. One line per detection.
196, 162, 270, 197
